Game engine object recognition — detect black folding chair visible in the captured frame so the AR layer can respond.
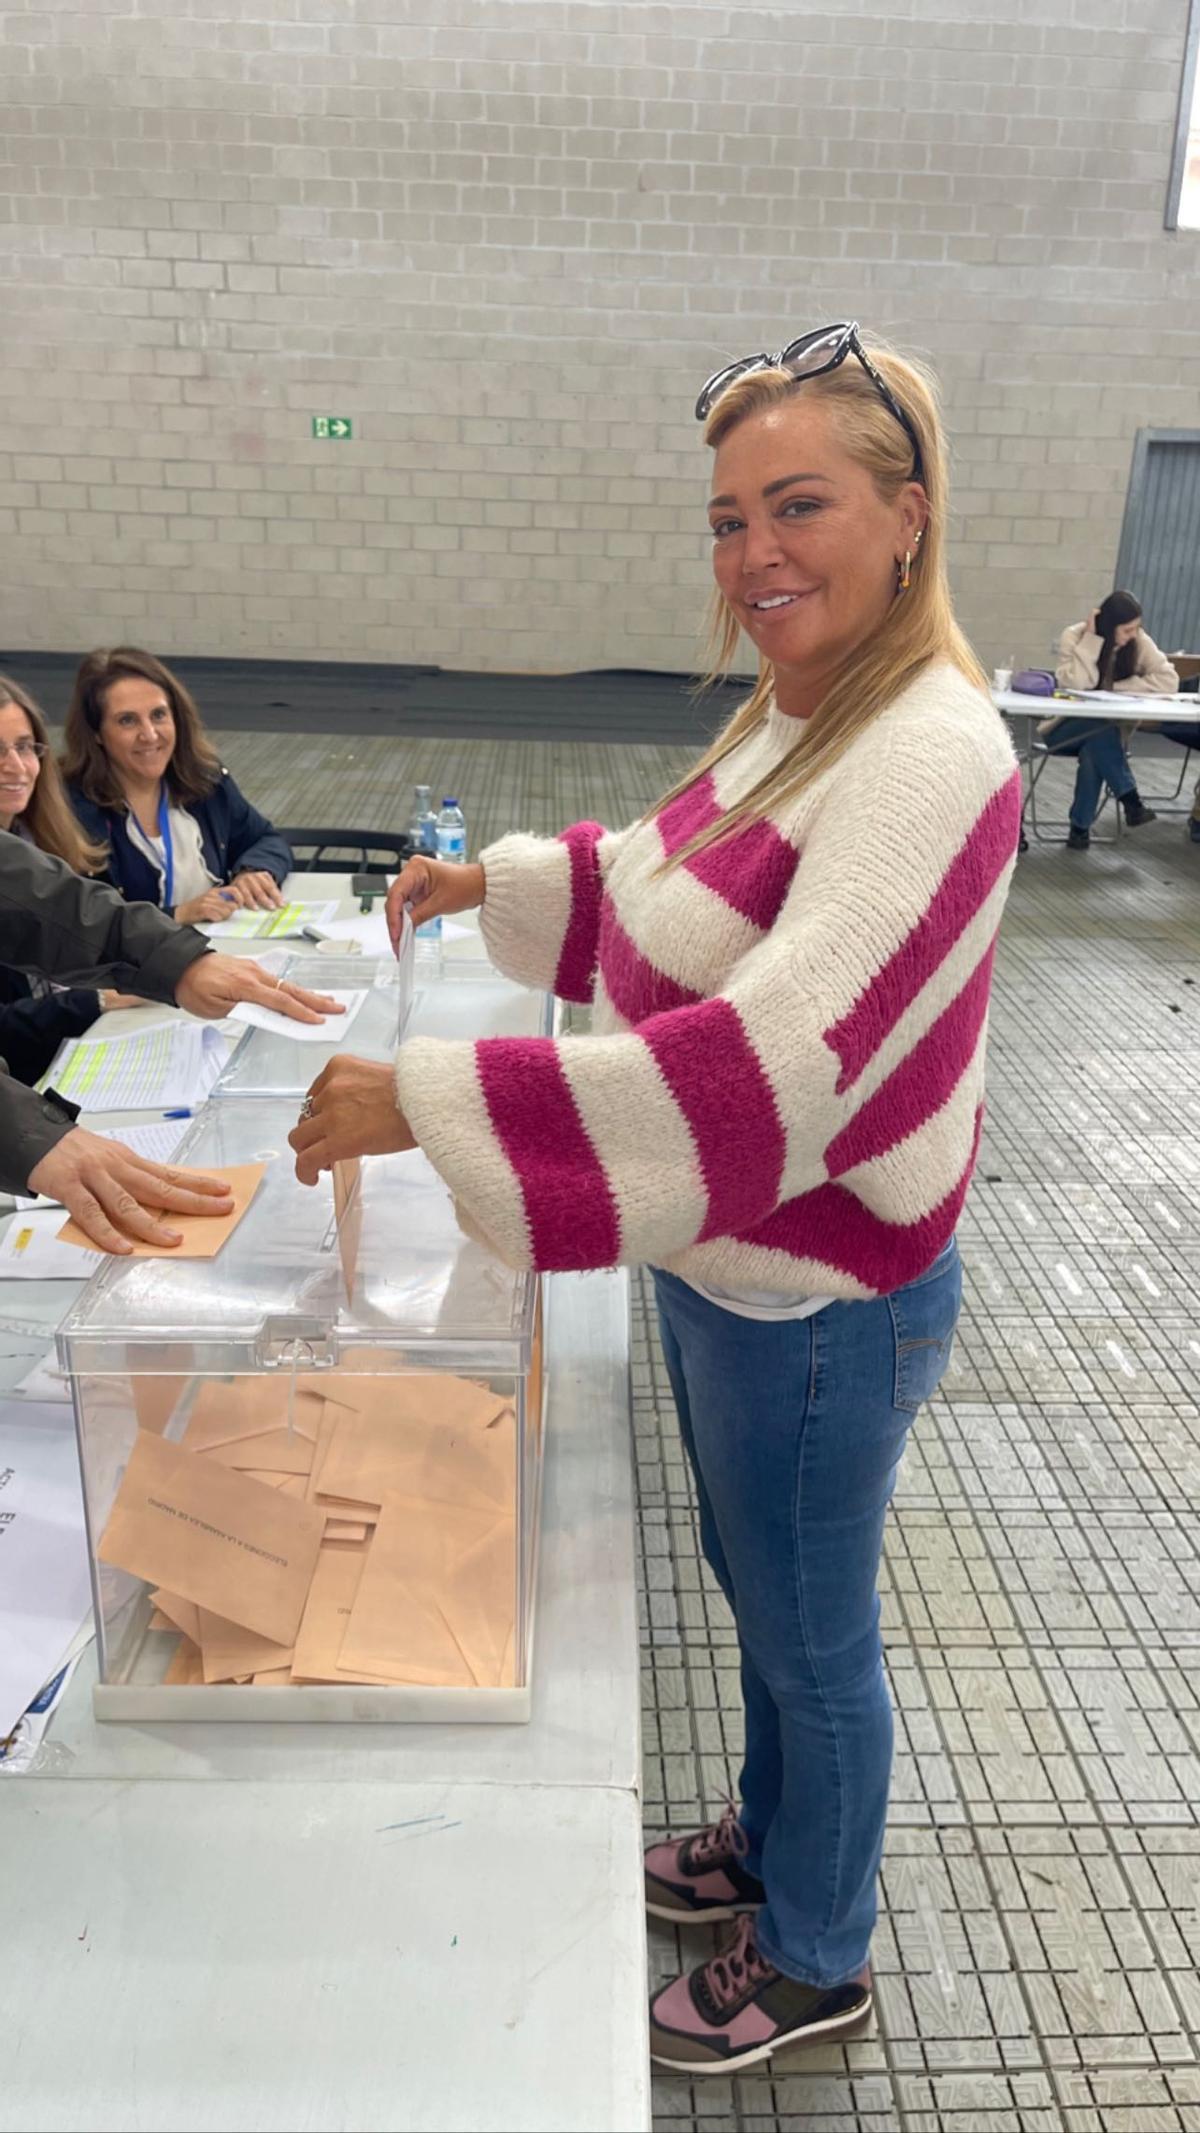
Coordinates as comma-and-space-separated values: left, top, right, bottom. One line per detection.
277, 827, 415, 875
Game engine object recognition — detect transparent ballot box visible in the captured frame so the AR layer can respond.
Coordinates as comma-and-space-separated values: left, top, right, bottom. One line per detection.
214, 944, 546, 1100
58, 1097, 546, 1722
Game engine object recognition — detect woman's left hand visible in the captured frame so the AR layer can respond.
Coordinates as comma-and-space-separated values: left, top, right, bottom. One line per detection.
228, 869, 285, 910
288, 1056, 416, 1184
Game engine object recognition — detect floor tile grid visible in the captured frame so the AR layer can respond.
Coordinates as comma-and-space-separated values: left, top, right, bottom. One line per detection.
210, 727, 1200, 2133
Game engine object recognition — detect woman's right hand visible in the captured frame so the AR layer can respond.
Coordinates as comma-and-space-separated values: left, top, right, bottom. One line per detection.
175, 887, 238, 926
1084, 610, 1099, 635
386, 858, 485, 954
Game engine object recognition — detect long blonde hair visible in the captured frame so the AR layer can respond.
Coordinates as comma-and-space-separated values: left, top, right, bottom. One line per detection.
0, 675, 108, 875
656, 341, 988, 866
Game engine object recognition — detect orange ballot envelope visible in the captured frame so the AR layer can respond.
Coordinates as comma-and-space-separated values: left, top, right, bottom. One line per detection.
58, 1162, 266, 1259
315, 1377, 513, 1512
333, 1157, 362, 1293
338, 1495, 516, 1689
98, 1429, 324, 1645
183, 1378, 324, 1454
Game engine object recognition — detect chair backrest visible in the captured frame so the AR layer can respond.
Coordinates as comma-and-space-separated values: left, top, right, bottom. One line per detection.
277, 826, 415, 875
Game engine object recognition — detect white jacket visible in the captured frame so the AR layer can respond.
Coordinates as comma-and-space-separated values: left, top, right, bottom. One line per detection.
1054, 621, 1178, 697
1040, 623, 1179, 738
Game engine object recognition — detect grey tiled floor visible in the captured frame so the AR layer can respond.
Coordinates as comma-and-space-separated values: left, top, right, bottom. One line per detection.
220, 720, 1200, 2133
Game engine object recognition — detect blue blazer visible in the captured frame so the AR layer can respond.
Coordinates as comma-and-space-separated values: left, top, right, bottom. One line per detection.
67, 770, 292, 915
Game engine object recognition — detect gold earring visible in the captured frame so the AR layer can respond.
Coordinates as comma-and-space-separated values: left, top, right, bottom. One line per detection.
899, 549, 912, 591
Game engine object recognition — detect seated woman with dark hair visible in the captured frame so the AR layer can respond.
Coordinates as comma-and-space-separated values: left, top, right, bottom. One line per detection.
62, 647, 292, 920
0, 675, 146, 1085
1042, 590, 1179, 850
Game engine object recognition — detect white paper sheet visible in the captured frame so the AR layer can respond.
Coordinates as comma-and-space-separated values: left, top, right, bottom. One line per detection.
0, 1211, 102, 1281
313, 912, 396, 957
0, 1400, 94, 1740
201, 900, 339, 941
38, 1024, 228, 1112
12, 1350, 71, 1402
229, 987, 366, 1041
15, 1119, 189, 1211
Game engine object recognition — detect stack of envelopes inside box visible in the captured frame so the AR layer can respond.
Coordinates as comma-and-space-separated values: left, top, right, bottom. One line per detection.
98, 1370, 517, 1689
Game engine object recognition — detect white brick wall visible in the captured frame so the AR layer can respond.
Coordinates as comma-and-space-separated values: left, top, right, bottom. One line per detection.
1, 0, 1197, 674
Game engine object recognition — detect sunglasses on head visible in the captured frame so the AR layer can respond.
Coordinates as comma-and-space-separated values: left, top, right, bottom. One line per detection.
694, 322, 926, 488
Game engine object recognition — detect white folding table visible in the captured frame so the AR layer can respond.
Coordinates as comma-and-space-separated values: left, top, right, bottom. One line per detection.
0, 898, 649, 2133
994, 690, 1200, 843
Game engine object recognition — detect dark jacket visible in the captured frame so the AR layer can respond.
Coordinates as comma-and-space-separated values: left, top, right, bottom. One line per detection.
0, 833, 208, 1190
66, 769, 291, 913
0, 966, 103, 1089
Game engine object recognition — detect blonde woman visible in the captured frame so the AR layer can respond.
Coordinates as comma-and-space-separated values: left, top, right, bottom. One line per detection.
290, 326, 1021, 2071
0, 675, 143, 1084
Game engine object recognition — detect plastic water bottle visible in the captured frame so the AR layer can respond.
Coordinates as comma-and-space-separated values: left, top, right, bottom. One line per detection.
408, 784, 441, 941
408, 783, 438, 855
435, 798, 467, 866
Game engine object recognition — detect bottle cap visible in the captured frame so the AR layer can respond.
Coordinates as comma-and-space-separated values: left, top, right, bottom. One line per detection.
443, 798, 458, 808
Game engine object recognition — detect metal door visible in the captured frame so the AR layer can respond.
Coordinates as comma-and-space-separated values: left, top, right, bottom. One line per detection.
1114, 429, 1200, 652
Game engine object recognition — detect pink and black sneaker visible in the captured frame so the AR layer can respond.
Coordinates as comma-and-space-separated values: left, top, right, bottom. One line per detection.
644, 1802, 766, 1925
649, 1914, 873, 2074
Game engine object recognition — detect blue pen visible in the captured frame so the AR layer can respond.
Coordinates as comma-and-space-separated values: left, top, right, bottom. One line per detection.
162, 1107, 194, 1120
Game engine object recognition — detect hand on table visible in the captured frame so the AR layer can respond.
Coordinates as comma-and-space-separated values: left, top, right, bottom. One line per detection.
98, 991, 155, 1013
175, 887, 238, 926
288, 1056, 416, 1185
27, 1131, 235, 1255
386, 858, 485, 955
227, 870, 285, 910
174, 954, 345, 1027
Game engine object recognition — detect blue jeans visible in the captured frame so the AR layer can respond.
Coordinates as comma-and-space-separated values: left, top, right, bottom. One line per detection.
1044, 716, 1136, 830
653, 1241, 962, 1989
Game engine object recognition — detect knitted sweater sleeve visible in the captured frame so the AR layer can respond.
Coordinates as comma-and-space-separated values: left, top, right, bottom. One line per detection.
479, 822, 633, 1003
396, 719, 1021, 1272
1114, 631, 1179, 697
1055, 623, 1100, 690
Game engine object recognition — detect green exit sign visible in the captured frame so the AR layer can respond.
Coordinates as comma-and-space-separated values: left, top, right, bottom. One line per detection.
312, 415, 352, 439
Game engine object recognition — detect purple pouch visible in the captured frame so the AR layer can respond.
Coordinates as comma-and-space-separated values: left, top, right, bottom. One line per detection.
1012, 669, 1056, 696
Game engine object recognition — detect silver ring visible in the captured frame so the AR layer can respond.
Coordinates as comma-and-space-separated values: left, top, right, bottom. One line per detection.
299, 1095, 315, 1120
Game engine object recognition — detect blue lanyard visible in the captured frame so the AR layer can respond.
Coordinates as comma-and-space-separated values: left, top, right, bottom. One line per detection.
156, 788, 174, 910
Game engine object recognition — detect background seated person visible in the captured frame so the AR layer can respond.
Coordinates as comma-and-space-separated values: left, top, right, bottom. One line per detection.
0, 675, 144, 1085
1041, 591, 1178, 849
62, 646, 292, 921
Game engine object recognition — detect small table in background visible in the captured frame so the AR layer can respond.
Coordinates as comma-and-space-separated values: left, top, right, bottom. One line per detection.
993, 690, 1200, 842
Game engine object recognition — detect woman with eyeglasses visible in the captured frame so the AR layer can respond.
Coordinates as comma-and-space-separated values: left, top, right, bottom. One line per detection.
0, 676, 147, 1084
62, 646, 292, 923
1041, 590, 1178, 849
288, 325, 1021, 2073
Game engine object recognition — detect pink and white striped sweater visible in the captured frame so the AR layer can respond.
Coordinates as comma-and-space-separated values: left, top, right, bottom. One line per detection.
395, 660, 1021, 1299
